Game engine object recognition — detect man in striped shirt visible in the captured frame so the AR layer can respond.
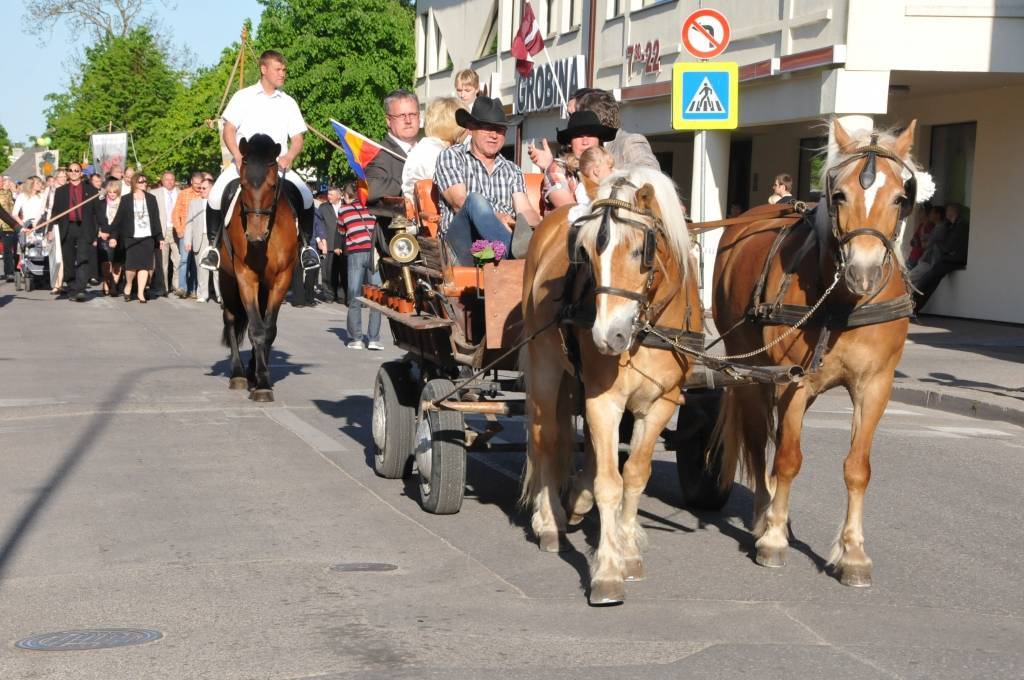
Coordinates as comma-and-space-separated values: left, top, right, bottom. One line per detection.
435, 97, 540, 264
337, 182, 382, 350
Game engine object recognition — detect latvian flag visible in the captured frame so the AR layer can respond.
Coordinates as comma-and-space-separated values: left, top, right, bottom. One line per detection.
511, 1, 544, 77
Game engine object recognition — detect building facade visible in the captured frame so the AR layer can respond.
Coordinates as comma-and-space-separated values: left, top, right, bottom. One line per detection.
414, 0, 1024, 323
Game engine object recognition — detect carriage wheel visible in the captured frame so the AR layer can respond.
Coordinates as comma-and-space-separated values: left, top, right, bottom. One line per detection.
371, 361, 417, 479
673, 389, 733, 510
414, 378, 466, 515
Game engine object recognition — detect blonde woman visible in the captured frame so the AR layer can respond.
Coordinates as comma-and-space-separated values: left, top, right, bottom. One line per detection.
96, 178, 124, 296
401, 96, 466, 203
109, 173, 163, 303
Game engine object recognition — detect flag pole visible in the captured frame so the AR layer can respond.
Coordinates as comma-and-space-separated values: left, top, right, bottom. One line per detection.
538, 44, 569, 115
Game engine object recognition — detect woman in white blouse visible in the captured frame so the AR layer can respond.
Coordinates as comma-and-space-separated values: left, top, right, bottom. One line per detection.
13, 176, 46, 228
401, 97, 466, 203
109, 173, 164, 303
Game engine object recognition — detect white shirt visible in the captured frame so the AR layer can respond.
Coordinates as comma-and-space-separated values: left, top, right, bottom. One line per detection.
133, 197, 152, 238
222, 83, 307, 155
401, 136, 448, 202
13, 193, 46, 224
388, 133, 414, 156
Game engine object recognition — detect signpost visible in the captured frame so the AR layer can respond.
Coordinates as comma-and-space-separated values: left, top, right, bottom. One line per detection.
675, 8, 736, 305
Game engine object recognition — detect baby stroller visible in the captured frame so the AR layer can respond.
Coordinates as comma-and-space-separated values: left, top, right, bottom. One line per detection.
14, 223, 51, 292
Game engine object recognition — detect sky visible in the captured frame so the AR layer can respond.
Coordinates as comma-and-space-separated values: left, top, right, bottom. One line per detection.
0, 0, 265, 144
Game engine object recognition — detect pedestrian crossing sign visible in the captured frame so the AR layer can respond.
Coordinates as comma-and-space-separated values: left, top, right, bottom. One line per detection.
672, 62, 738, 130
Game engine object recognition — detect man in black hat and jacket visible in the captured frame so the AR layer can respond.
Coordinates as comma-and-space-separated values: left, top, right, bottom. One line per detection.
434, 96, 541, 264
51, 162, 99, 301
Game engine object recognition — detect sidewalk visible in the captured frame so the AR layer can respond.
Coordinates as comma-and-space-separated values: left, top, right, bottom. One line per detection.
893, 314, 1024, 426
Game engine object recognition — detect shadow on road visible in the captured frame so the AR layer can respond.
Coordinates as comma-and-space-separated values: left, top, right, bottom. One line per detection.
312, 395, 374, 467
0, 366, 173, 587
206, 348, 309, 385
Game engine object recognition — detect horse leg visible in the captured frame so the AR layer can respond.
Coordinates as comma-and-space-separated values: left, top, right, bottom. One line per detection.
586, 392, 627, 605
220, 278, 247, 390
755, 385, 811, 568
244, 301, 273, 402
619, 395, 679, 582
829, 375, 889, 586
567, 425, 595, 525
523, 346, 571, 552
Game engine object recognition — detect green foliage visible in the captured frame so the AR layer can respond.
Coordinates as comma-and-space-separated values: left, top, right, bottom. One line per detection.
0, 123, 11, 164
255, 0, 416, 181
45, 27, 184, 169
143, 44, 259, 177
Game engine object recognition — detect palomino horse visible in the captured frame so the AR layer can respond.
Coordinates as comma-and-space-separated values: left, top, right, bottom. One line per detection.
521, 167, 702, 605
218, 133, 298, 402
712, 119, 933, 586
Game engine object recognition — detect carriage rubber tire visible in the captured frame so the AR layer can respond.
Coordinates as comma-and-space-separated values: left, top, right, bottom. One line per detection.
673, 389, 733, 511
415, 378, 467, 515
371, 361, 418, 479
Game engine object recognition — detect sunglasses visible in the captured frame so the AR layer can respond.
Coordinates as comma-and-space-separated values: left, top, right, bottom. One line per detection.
136, 178, 148, 184
68, 168, 82, 173
387, 113, 418, 121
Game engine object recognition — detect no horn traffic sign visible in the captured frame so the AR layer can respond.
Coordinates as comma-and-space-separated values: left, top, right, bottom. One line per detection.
681, 8, 731, 60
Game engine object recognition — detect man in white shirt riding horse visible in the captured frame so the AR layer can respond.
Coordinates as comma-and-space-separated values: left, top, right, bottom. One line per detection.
202, 49, 320, 272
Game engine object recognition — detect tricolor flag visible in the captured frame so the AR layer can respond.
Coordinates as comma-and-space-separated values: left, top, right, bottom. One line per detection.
510, 1, 544, 77
330, 119, 387, 180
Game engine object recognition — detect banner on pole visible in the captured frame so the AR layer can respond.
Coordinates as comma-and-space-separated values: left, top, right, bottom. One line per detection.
90, 132, 129, 176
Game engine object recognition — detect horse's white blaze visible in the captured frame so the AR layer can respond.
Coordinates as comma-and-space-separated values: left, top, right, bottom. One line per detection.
862, 170, 886, 213
598, 237, 612, 322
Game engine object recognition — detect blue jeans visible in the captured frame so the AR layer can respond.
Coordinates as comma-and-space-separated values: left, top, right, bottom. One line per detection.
445, 193, 514, 264
178, 237, 190, 292
346, 250, 381, 342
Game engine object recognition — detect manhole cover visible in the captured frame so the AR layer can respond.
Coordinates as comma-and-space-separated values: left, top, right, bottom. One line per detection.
330, 562, 398, 572
16, 628, 162, 651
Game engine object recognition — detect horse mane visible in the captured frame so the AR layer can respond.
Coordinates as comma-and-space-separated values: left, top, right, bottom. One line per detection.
575, 166, 691, 277
241, 133, 279, 189
821, 121, 933, 197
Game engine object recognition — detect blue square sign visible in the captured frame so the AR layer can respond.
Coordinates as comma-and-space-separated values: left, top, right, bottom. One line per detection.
672, 62, 738, 130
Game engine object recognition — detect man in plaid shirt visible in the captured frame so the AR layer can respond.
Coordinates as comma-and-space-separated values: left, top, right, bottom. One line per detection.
434, 97, 540, 264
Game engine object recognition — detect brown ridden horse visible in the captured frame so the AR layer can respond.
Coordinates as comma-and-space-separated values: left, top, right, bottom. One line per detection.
521, 167, 702, 605
711, 119, 932, 586
218, 133, 298, 402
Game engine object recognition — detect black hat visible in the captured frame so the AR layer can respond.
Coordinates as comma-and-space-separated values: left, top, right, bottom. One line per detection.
556, 110, 617, 145
455, 96, 519, 129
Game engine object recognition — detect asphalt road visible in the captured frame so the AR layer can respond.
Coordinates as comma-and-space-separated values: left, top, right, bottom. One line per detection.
0, 286, 1022, 679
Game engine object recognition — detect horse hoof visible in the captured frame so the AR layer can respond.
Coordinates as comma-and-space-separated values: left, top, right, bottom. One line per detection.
756, 548, 786, 568
251, 389, 274, 403
589, 579, 625, 606
229, 377, 249, 390
839, 564, 873, 588
623, 558, 646, 582
538, 532, 565, 553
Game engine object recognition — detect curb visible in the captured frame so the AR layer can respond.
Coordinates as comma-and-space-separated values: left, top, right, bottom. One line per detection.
890, 384, 1024, 428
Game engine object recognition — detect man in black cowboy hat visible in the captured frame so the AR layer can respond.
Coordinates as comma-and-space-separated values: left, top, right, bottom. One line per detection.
434, 96, 541, 264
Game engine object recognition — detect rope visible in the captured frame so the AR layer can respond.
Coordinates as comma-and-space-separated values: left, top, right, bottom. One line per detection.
644, 269, 843, 362
27, 193, 103, 233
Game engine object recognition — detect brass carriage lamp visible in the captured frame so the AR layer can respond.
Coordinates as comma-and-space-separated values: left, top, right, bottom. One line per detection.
389, 232, 420, 298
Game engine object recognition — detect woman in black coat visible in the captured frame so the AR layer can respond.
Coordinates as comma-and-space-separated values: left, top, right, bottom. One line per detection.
109, 173, 163, 303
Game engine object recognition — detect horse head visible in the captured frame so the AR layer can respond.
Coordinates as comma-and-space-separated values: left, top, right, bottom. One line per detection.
238, 134, 283, 244
577, 168, 691, 356
826, 119, 932, 297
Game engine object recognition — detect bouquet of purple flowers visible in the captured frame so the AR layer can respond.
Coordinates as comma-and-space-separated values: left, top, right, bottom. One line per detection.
470, 239, 507, 264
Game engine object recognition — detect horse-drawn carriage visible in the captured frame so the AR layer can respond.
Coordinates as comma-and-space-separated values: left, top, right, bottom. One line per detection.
361, 173, 799, 516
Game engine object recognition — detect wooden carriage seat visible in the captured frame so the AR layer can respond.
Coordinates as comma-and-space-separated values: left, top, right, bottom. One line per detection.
412, 173, 546, 292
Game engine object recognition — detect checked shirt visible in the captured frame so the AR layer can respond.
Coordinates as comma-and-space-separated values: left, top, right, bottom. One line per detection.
434, 144, 526, 234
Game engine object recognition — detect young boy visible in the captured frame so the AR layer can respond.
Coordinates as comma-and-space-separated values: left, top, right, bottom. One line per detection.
569, 146, 615, 222
454, 69, 480, 107
337, 182, 382, 350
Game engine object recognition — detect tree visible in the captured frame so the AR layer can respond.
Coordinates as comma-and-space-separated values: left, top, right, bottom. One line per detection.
0, 124, 11, 165
144, 43, 260, 176
45, 27, 184, 170
23, 0, 166, 39
254, 0, 416, 181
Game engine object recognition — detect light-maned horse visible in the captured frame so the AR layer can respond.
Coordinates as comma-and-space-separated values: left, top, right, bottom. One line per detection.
712, 119, 932, 586
521, 167, 702, 605
218, 134, 298, 402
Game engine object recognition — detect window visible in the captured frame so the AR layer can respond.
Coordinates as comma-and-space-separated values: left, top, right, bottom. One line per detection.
505, 1, 522, 51
797, 136, 828, 201
564, 0, 582, 30
433, 20, 452, 73
478, 1, 499, 58
929, 122, 976, 208
608, 0, 624, 19
544, 0, 557, 35
416, 13, 427, 77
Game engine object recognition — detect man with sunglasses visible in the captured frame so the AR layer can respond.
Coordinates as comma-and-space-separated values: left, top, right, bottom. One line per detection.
51, 162, 99, 301
202, 49, 319, 273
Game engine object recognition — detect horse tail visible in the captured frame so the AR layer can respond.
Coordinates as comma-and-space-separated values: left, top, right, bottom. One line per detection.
711, 383, 776, 492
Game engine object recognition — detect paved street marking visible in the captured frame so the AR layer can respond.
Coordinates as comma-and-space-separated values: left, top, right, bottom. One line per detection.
928, 425, 1013, 437
264, 407, 344, 452
0, 398, 67, 407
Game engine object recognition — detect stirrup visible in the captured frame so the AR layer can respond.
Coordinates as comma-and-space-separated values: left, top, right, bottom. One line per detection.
200, 249, 220, 271
300, 246, 320, 272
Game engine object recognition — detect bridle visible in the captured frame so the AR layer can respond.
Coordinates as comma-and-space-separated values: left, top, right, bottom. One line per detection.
823, 134, 918, 296
574, 177, 673, 343
238, 163, 284, 241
